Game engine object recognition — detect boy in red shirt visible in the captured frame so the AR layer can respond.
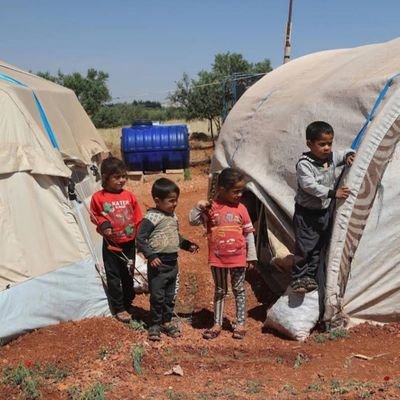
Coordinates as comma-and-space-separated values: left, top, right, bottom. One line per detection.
90, 157, 143, 323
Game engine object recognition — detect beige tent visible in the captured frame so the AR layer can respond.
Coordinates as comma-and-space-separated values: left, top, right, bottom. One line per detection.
0, 61, 110, 341
212, 38, 400, 329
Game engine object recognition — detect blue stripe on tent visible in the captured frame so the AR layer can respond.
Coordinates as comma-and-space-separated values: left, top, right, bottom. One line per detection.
32, 93, 60, 150
351, 72, 400, 150
0, 73, 60, 150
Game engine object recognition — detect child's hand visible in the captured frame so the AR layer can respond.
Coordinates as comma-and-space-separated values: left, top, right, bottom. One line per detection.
103, 228, 113, 237
346, 153, 355, 166
150, 257, 162, 268
188, 243, 199, 253
196, 200, 211, 210
336, 186, 351, 199
246, 261, 255, 270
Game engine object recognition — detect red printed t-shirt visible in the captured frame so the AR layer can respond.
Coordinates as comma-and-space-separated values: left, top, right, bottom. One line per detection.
90, 189, 143, 243
205, 201, 254, 268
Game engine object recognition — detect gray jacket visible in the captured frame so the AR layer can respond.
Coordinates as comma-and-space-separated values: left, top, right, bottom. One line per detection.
295, 150, 353, 210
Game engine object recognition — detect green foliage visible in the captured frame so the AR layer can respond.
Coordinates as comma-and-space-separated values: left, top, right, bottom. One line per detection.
313, 328, 348, 343
36, 69, 111, 119
129, 319, 146, 332
244, 380, 262, 394
184, 168, 192, 181
131, 344, 144, 375
81, 382, 109, 400
293, 353, 307, 368
169, 52, 272, 138
3, 365, 41, 399
41, 363, 70, 382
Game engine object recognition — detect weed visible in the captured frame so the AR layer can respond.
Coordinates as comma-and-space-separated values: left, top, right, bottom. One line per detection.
313, 334, 327, 343
275, 356, 284, 364
131, 344, 144, 375
280, 383, 297, 395
67, 385, 82, 400
244, 380, 262, 394
330, 379, 350, 395
328, 328, 348, 340
199, 347, 209, 357
42, 363, 70, 382
293, 353, 307, 369
98, 347, 110, 360
164, 347, 174, 355
184, 168, 192, 181
166, 389, 188, 400
129, 319, 146, 332
307, 382, 322, 392
81, 382, 109, 400
3, 365, 41, 399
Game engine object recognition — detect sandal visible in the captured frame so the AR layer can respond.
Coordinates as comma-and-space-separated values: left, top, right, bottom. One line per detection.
291, 278, 307, 294
161, 323, 181, 338
202, 326, 221, 340
232, 328, 246, 340
115, 311, 131, 323
148, 325, 161, 341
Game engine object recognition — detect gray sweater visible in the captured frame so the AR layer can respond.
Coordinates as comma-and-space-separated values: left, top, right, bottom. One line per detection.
295, 150, 353, 210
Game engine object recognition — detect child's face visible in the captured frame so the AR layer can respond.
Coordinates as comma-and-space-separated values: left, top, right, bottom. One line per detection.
104, 172, 127, 193
219, 179, 246, 205
155, 192, 179, 215
307, 132, 334, 160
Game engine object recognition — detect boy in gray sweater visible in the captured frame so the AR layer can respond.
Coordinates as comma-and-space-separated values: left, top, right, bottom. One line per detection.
291, 121, 355, 293
136, 178, 198, 341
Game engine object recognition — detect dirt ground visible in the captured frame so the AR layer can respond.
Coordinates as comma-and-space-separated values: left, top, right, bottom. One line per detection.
1, 164, 400, 400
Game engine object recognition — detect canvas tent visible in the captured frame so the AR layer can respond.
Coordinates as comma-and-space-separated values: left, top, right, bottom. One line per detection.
211, 38, 400, 329
0, 60, 110, 341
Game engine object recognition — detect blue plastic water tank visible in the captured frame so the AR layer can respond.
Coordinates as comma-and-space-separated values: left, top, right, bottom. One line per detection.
121, 123, 190, 171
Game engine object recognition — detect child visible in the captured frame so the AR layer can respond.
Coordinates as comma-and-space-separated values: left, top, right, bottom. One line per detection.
291, 121, 355, 293
136, 178, 198, 342
189, 168, 257, 340
90, 157, 143, 323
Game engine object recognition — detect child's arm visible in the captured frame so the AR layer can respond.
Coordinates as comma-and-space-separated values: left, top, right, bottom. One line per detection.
245, 232, 257, 269
130, 192, 143, 227
334, 149, 356, 167
189, 200, 210, 226
179, 234, 199, 253
135, 219, 161, 267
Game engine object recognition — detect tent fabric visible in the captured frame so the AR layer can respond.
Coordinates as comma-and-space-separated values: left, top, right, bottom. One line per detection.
0, 258, 110, 342
0, 61, 110, 340
0, 60, 108, 173
212, 38, 400, 326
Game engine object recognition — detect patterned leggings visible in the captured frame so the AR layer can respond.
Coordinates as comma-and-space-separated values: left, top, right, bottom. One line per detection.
211, 266, 247, 326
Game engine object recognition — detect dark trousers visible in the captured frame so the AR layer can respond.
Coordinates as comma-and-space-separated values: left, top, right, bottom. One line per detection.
292, 204, 330, 281
147, 256, 178, 327
102, 240, 135, 314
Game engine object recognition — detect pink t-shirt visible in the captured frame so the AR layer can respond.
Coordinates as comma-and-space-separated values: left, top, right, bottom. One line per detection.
205, 201, 254, 268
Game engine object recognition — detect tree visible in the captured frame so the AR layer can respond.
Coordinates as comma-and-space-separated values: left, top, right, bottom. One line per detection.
169, 52, 272, 140
36, 69, 111, 120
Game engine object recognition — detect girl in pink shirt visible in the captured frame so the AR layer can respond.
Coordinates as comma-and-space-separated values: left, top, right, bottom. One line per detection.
189, 168, 257, 339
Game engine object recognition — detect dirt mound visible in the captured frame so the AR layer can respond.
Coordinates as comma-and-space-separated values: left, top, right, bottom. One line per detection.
1, 168, 400, 399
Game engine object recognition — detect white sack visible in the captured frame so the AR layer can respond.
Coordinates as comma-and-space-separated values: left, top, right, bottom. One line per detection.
264, 288, 319, 341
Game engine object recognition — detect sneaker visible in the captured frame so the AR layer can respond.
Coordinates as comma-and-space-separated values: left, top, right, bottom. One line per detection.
291, 278, 307, 294
115, 311, 131, 323
161, 322, 181, 338
148, 325, 161, 341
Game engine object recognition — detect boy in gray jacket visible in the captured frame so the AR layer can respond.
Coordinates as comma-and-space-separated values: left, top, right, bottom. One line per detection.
291, 121, 354, 293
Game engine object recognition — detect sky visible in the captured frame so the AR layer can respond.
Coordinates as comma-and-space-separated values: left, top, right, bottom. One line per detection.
1, 0, 399, 103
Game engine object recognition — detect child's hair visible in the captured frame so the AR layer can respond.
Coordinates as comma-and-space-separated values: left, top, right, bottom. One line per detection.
217, 168, 245, 190
100, 157, 127, 188
306, 121, 334, 141
151, 178, 180, 200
